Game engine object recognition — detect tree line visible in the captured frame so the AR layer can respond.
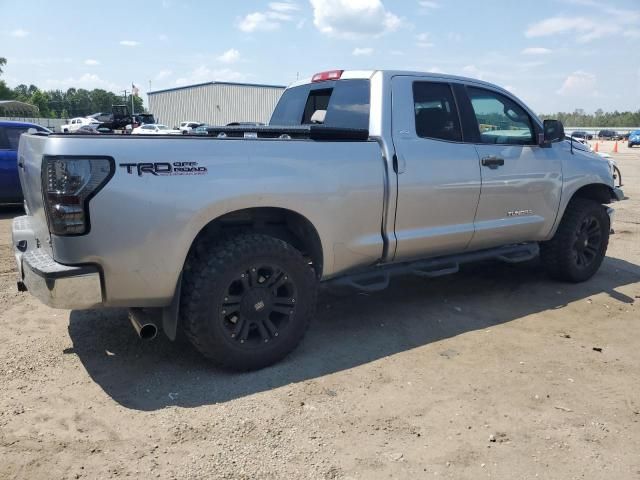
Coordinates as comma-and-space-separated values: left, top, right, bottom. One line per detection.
539, 109, 640, 128
0, 57, 144, 118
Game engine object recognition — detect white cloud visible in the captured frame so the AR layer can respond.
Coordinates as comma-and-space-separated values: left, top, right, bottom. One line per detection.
521, 47, 551, 55
218, 48, 240, 63
624, 29, 640, 39
238, 2, 300, 32
427, 66, 444, 73
462, 64, 485, 80
155, 70, 172, 80
269, 1, 299, 12
10, 29, 29, 37
44, 73, 119, 92
352, 47, 373, 56
310, 0, 401, 39
525, 16, 616, 43
175, 66, 246, 86
416, 32, 434, 48
557, 70, 596, 96
84, 59, 100, 66
119, 40, 140, 46
238, 11, 283, 32
418, 1, 439, 9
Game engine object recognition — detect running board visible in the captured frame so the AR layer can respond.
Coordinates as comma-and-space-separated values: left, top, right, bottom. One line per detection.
327, 243, 539, 292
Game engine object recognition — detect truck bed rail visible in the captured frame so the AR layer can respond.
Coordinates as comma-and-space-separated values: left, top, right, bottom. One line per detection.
202, 125, 370, 141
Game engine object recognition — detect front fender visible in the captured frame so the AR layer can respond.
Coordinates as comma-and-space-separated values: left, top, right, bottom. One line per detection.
546, 148, 618, 239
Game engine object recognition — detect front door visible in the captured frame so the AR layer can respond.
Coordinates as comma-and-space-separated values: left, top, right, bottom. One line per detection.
391, 76, 482, 261
462, 86, 563, 250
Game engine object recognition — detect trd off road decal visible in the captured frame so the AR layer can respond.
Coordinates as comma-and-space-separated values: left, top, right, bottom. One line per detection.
119, 162, 208, 176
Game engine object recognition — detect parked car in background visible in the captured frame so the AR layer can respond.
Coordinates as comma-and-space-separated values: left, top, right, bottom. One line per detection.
226, 122, 265, 127
179, 121, 204, 134
61, 117, 101, 133
131, 124, 180, 135
570, 130, 591, 140
132, 113, 156, 126
598, 129, 619, 140
75, 125, 101, 134
618, 132, 630, 141
193, 124, 211, 135
89, 105, 133, 131
628, 130, 640, 148
0, 120, 50, 203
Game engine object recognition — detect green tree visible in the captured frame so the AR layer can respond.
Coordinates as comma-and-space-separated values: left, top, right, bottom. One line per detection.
29, 90, 50, 117
0, 57, 6, 75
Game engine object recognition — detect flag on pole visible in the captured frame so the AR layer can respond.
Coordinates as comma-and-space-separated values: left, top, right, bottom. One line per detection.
132, 83, 139, 97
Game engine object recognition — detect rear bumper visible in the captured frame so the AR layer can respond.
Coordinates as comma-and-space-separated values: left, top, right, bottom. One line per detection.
12, 216, 103, 309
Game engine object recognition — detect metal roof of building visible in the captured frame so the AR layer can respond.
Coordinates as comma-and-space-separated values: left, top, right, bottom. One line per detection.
148, 81, 287, 96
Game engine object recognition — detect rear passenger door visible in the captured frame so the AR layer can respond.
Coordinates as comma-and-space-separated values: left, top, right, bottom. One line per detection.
391, 76, 481, 261
460, 85, 563, 249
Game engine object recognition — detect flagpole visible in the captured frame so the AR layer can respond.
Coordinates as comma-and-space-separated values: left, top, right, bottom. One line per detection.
131, 82, 135, 115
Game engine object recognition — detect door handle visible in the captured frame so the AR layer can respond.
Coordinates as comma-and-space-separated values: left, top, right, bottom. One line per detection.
481, 156, 505, 169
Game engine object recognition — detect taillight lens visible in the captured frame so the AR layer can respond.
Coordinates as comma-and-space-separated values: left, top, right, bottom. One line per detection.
42, 156, 113, 235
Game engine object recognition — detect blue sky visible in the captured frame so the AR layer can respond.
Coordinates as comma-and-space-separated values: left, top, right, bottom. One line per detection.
1, 0, 638, 114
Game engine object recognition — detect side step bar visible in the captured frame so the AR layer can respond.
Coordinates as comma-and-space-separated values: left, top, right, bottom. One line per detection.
327, 243, 539, 292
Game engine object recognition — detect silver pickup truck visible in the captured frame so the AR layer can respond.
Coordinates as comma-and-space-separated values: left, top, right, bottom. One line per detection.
13, 69, 624, 370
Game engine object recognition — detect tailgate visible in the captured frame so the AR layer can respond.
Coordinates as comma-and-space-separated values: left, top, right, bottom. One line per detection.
17, 133, 52, 256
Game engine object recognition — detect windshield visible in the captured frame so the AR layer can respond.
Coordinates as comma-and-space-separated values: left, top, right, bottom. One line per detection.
158, 125, 170, 130
270, 79, 370, 130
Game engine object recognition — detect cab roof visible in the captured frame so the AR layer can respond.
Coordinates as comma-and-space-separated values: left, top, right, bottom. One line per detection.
288, 69, 510, 93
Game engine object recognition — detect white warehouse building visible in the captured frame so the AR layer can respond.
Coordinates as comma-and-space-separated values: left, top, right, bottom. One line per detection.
147, 81, 286, 129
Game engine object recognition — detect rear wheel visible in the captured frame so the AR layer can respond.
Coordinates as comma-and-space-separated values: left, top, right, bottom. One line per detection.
540, 198, 610, 283
180, 234, 317, 370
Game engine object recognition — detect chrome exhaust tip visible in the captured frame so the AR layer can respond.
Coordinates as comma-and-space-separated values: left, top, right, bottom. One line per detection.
128, 308, 158, 341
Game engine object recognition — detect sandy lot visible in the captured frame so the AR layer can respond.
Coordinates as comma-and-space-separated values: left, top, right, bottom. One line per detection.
1, 141, 639, 480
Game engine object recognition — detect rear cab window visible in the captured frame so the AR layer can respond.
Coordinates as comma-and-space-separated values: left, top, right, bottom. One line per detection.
270, 79, 370, 130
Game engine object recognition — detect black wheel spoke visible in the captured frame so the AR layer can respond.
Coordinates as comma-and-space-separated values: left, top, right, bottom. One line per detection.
265, 271, 286, 289
256, 321, 270, 342
249, 268, 258, 287
264, 317, 279, 337
231, 316, 246, 338
223, 294, 242, 306
587, 224, 600, 236
239, 319, 251, 342
272, 304, 294, 315
274, 297, 295, 307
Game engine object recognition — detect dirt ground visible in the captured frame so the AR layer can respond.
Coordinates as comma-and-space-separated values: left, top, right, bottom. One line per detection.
1, 140, 639, 480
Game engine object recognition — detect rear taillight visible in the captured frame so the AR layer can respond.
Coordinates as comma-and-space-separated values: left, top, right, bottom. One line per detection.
311, 70, 343, 82
42, 156, 114, 236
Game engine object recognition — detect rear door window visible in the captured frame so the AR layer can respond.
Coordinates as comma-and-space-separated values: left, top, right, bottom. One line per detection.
412, 82, 462, 142
270, 79, 370, 130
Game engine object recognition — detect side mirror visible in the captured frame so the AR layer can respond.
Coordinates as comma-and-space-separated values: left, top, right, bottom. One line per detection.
541, 119, 565, 147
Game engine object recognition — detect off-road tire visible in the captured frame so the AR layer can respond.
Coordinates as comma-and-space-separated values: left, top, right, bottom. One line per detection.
540, 198, 610, 283
180, 234, 317, 370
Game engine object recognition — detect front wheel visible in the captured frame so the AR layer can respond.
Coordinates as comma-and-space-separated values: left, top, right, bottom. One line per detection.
540, 198, 610, 283
180, 234, 318, 370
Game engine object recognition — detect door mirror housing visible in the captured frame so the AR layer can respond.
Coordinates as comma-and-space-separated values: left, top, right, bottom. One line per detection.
540, 119, 565, 147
